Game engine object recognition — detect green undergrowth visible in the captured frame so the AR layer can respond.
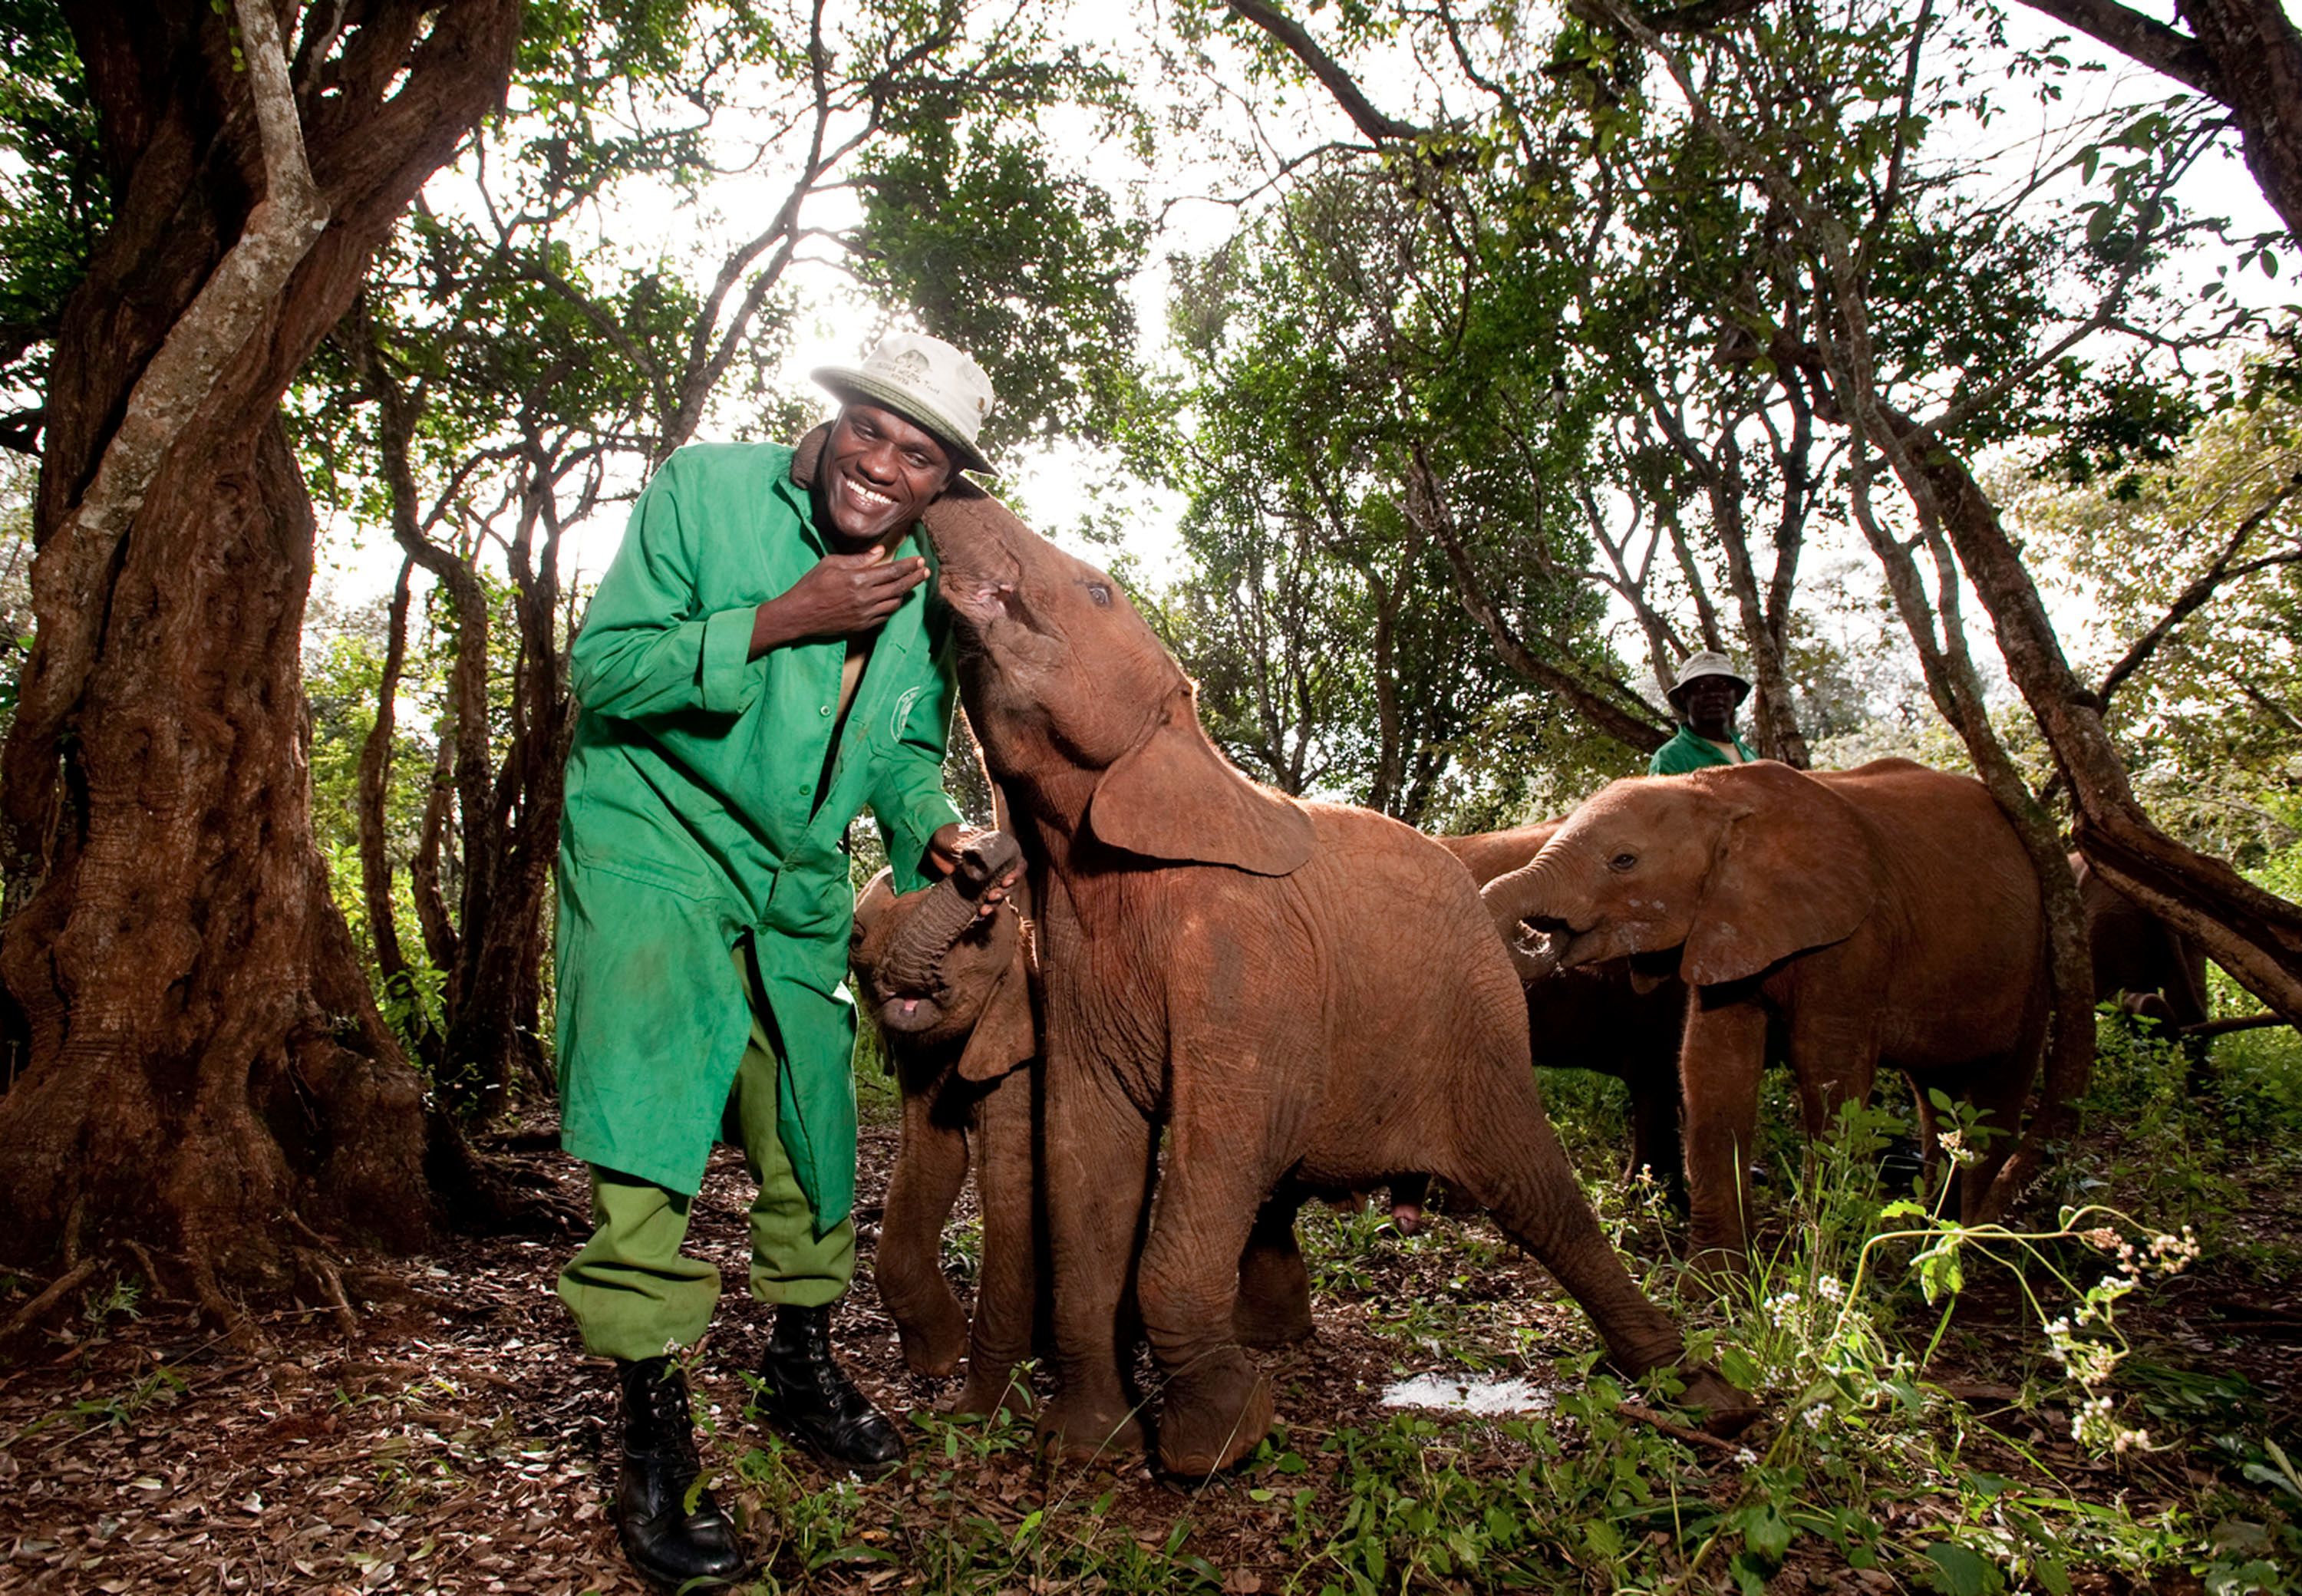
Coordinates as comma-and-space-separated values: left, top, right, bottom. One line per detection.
688, 1011, 2302, 1593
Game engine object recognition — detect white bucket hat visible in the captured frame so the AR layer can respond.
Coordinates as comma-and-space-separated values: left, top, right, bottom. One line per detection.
812, 332, 998, 477
1664, 650, 1752, 710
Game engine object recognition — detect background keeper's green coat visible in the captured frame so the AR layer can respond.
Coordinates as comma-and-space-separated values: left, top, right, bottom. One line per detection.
1647, 724, 1759, 775
556, 440, 963, 1230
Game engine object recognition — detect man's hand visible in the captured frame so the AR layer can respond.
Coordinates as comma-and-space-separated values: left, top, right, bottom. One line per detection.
750, 547, 929, 657
924, 823, 1020, 915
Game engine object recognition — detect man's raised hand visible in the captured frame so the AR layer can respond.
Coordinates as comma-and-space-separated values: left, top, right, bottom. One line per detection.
750, 548, 929, 657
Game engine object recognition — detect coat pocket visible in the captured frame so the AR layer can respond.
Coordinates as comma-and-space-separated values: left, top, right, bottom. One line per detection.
572, 845, 716, 899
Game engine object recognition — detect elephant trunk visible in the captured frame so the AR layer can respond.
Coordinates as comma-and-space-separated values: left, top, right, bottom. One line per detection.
1480, 852, 1584, 981
1480, 850, 1574, 941
876, 831, 1023, 998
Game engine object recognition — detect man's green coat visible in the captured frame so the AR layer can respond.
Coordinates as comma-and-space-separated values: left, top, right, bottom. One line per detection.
1647, 724, 1759, 776
556, 441, 962, 1232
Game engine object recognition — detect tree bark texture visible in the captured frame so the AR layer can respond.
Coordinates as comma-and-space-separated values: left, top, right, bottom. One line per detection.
0, 2, 519, 1291
1836, 435, 2099, 1219
1873, 399, 2302, 1026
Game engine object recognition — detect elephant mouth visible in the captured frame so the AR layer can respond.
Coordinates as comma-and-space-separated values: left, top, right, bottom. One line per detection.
878, 993, 950, 1036
933, 548, 1030, 638
1553, 928, 1607, 969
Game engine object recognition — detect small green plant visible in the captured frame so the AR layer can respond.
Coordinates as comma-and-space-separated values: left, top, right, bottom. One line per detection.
938, 1212, 983, 1287
70, 1364, 186, 1430
80, 1271, 143, 1324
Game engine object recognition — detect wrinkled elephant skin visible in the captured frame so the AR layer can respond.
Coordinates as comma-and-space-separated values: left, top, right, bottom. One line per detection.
851, 839, 1041, 1419
853, 839, 1320, 1421
1482, 760, 2050, 1268
918, 486, 1754, 1477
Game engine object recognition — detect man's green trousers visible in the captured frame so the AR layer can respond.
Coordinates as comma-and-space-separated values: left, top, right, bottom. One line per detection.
557, 945, 857, 1363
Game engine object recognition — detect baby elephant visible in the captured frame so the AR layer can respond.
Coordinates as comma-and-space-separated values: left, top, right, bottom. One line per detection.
1483, 759, 2051, 1269
851, 831, 1040, 1417
853, 833, 1318, 1418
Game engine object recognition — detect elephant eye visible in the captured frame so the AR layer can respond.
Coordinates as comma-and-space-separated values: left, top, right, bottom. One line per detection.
1085, 582, 1111, 608
1608, 852, 1637, 872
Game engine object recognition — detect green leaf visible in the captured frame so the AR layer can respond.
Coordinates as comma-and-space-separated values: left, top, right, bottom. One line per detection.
1738, 1502, 1793, 1561
1922, 1539, 1994, 1596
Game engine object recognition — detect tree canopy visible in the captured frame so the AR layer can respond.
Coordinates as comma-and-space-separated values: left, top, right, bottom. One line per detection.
0, 0, 2297, 1290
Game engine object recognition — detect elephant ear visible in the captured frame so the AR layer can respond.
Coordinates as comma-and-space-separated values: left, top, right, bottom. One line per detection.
1681, 767, 1878, 987
955, 922, 1037, 1083
1089, 691, 1315, 877
792, 423, 830, 487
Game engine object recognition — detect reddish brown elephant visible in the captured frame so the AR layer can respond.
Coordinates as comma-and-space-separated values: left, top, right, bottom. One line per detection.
900, 480, 1752, 1477
849, 832, 1042, 1418
1481, 760, 2052, 1268
854, 835, 1317, 1420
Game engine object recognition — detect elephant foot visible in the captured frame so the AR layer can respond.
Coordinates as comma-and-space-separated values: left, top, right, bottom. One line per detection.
1674, 1365, 1763, 1438
954, 1361, 1037, 1420
1035, 1390, 1146, 1466
893, 1301, 969, 1379
1156, 1349, 1274, 1478
1232, 1293, 1314, 1350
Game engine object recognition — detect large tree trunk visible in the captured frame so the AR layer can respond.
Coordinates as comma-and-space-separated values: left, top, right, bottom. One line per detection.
0, 2, 519, 1295
2176, 0, 2302, 245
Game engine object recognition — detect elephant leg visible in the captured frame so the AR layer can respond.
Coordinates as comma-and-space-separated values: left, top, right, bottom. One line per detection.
1134, 1107, 1279, 1478
1679, 997, 1773, 1273
879, 1070, 972, 1377
956, 1066, 1038, 1417
1950, 1057, 2035, 1225
1036, 1054, 1155, 1465
1233, 1188, 1314, 1350
1446, 1064, 1692, 1382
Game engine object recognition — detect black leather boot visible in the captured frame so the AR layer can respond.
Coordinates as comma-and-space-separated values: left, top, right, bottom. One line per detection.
614, 1357, 750, 1589
752, 1303, 905, 1471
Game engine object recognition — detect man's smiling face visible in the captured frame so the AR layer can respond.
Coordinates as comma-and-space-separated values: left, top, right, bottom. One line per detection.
817, 401, 955, 550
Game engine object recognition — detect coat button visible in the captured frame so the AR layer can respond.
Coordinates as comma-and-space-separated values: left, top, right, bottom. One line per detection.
819, 704, 832, 717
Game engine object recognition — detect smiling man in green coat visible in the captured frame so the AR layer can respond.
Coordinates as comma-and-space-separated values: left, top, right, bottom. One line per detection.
555, 335, 997, 1589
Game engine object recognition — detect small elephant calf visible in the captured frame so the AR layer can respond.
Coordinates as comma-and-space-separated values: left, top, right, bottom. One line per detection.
851, 832, 1041, 1418
852, 832, 1318, 1420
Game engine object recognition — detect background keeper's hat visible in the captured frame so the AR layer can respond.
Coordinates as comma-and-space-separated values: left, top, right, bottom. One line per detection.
1664, 650, 1753, 711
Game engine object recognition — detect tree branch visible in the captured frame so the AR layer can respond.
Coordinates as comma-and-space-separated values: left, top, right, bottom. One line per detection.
1403, 445, 1669, 753
1221, 0, 1428, 144
2099, 468, 2302, 702
2010, 0, 2226, 101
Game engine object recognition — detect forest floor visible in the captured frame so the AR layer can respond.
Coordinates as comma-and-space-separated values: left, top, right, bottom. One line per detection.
7, 1026, 2302, 1594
